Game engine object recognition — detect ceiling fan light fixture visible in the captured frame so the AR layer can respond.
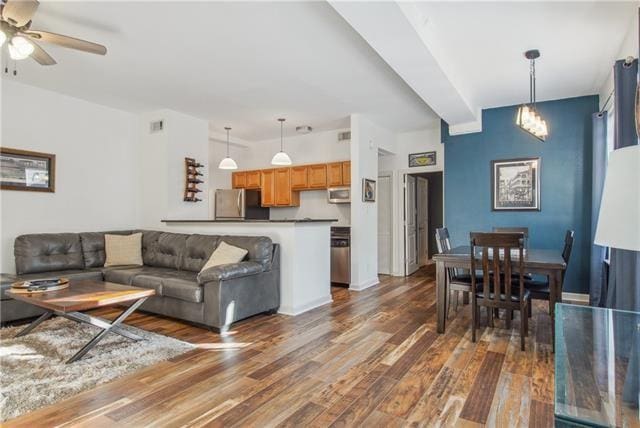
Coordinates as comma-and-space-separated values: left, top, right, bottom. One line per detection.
8, 35, 34, 60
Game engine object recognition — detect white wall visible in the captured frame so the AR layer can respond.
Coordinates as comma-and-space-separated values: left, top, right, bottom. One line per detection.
349, 114, 394, 290
599, 13, 638, 110
379, 126, 443, 276
138, 109, 209, 229
0, 81, 138, 273
209, 127, 351, 223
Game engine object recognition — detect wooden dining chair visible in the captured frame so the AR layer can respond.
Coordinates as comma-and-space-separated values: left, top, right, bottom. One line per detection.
524, 230, 575, 315
435, 227, 477, 317
470, 232, 530, 351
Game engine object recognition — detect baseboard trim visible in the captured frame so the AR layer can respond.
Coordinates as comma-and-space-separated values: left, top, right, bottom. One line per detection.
349, 277, 380, 291
561, 292, 589, 303
278, 295, 333, 316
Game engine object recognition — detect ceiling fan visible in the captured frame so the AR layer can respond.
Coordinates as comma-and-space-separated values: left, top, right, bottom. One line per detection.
0, 0, 106, 66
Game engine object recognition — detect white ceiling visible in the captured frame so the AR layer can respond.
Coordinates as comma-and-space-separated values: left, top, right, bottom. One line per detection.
409, 1, 637, 110
6, 1, 438, 141
6, 1, 637, 139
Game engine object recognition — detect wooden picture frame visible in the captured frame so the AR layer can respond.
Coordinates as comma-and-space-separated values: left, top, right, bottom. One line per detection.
408, 151, 436, 168
0, 148, 56, 193
491, 157, 540, 211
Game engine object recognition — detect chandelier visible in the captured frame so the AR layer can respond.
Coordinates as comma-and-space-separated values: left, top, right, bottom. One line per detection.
516, 49, 548, 141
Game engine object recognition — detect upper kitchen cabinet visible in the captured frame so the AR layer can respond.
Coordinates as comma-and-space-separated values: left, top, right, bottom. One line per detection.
260, 170, 275, 206
245, 170, 261, 189
327, 162, 343, 187
232, 171, 246, 189
290, 166, 308, 190
308, 164, 328, 189
274, 168, 300, 206
342, 161, 351, 186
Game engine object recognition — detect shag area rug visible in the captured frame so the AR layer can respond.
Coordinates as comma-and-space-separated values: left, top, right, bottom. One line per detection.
0, 317, 194, 422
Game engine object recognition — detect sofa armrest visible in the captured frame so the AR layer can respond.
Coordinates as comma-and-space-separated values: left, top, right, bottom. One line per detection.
197, 261, 264, 285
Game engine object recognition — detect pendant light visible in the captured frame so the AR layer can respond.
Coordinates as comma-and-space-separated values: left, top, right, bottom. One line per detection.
271, 118, 292, 166
516, 49, 548, 141
218, 127, 238, 170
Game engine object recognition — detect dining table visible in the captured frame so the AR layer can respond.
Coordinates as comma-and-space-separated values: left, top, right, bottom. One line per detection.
432, 245, 567, 345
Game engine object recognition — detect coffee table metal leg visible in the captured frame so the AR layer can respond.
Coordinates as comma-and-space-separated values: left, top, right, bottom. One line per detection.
60, 311, 143, 341
66, 298, 148, 364
15, 311, 53, 337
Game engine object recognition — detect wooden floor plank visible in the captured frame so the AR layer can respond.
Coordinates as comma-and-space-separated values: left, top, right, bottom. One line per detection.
3, 266, 556, 427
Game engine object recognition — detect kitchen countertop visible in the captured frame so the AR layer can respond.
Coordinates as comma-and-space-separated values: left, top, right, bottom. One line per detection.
161, 219, 338, 223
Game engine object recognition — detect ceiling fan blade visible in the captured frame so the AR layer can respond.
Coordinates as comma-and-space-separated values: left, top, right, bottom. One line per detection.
2, 0, 39, 27
24, 30, 107, 55
29, 39, 56, 65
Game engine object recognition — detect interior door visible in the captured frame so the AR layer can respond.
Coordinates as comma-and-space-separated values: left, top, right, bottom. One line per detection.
417, 177, 429, 266
404, 175, 419, 275
377, 175, 392, 275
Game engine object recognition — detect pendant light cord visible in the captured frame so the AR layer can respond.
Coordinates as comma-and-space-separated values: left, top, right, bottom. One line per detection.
225, 127, 231, 157
280, 120, 284, 152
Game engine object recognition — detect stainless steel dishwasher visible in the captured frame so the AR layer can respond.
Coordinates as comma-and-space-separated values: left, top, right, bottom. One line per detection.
330, 227, 350, 285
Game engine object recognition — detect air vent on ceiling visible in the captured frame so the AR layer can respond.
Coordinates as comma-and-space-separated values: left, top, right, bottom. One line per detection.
150, 120, 164, 133
338, 131, 351, 142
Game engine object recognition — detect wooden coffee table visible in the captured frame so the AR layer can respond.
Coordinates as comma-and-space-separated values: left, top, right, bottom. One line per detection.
7, 280, 155, 363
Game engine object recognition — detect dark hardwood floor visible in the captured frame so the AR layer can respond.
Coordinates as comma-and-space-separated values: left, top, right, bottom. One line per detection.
4, 265, 555, 427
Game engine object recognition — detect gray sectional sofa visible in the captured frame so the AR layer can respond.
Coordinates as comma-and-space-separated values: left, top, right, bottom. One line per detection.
0, 230, 280, 332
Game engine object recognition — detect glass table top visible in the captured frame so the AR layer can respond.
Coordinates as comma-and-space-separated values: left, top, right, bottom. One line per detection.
555, 303, 640, 427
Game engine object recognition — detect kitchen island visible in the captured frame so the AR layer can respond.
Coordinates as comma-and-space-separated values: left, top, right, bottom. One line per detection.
161, 219, 337, 315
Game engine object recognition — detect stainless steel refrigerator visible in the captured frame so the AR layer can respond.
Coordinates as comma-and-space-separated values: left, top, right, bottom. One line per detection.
214, 189, 270, 220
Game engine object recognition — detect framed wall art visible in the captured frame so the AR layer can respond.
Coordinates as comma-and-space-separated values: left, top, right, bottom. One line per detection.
491, 157, 540, 211
408, 151, 436, 168
362, 178, 376, 202
0, 148, 56, 193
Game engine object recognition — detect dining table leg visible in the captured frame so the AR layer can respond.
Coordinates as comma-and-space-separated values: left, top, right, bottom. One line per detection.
436, 260, 447, 334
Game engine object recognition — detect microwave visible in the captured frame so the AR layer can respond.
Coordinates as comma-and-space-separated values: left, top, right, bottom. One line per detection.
328, 187, 351, 204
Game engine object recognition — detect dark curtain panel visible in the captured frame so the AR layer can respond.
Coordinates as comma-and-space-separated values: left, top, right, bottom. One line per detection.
606, 58, 640, 312
589, 112, 608, 306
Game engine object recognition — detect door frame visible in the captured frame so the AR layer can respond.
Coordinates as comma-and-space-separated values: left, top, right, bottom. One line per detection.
416, 176, 429, 266
404, 174, 419, 276
377, 173, 393, 275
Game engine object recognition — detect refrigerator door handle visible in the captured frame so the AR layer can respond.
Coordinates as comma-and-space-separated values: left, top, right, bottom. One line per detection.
237, 190, 246, 218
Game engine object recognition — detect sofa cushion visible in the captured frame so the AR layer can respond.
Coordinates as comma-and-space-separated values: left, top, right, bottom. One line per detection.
182, 234, 220, 272
197, 261, 264, 285
14, 233, 85, 275
2, 269, 103, 300
79, 230, 136, 268
215, 236, 273, 269
201, 241, 248, 272
162, 279, 202, 303
104, 233, 143, 267
143, 232, 189, 270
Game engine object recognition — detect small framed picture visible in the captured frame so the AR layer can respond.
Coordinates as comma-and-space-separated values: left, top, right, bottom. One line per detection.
362, 178, 376, 202
0, 148, 56, 193
408, 151, 436, 168
491, 157, 540, 211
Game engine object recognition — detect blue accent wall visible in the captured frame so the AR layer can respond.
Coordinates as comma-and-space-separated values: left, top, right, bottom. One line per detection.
443, 95, 599, 293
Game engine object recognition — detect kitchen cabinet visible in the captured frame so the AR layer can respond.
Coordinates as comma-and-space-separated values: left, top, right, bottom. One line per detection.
308, 164, 327, 189
260, 170, 275, 206
274, 168, 300, 206
327, 162, 343, 187
232, 172, 246, 189
290, 166, 308, 190
245, 170, 261, 189
342, 161, 351, 186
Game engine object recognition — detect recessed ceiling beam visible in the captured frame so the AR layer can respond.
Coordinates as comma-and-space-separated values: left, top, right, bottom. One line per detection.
329, 1, 481, 134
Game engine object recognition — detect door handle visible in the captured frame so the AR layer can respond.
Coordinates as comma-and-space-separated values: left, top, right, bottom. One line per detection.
237, 191, 242, 216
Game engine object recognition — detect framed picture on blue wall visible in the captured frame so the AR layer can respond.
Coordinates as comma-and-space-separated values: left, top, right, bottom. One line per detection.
491, 157, 540, 211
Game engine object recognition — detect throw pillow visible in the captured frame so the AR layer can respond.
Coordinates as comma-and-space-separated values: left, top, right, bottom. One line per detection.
104, 233, 143, 267
200, 241, 248, 272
